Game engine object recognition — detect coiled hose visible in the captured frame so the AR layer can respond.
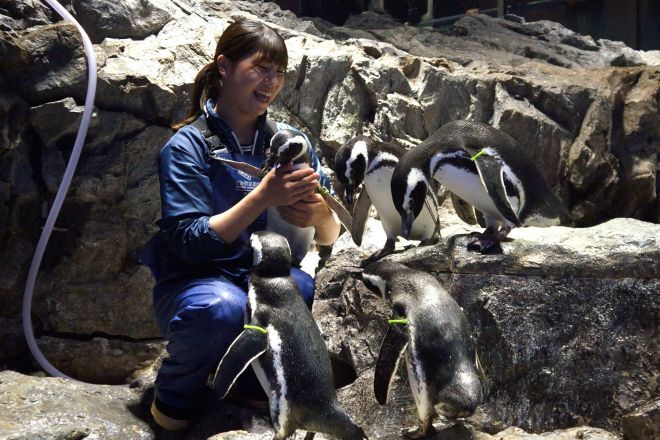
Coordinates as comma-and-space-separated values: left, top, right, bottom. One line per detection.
22, 0, 97, 380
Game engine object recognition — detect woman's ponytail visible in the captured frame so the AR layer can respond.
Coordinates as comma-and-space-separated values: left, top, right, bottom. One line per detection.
172, 61, 219, 130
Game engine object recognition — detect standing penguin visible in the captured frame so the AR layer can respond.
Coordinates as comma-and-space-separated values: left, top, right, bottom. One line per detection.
361, 261, 483, 438
334, 136, 440, 262
391, 120, 569, 253
213, 231, 367, 440
214, 129, 352, 264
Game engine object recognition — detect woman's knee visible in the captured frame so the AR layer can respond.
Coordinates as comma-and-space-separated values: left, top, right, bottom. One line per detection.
290, 268, 315, 308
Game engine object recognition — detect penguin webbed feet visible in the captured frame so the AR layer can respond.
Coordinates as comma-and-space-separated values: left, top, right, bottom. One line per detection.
359, 240, 396, 267
402, 422, 437, 439
419, 234, 440, 247
466, 225, 513, 254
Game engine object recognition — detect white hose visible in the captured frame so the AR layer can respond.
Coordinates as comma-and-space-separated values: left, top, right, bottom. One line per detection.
22, 0, 97, 380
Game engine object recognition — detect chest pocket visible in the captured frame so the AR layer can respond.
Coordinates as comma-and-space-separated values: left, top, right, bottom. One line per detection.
208, 148, 267, 236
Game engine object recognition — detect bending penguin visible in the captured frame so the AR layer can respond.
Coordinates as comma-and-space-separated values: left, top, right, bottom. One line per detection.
335, 136, 440, 263
213, 231, 367, 440
214, 129, 352, 264
391, 120, 570, 253
361, 261, 483, 438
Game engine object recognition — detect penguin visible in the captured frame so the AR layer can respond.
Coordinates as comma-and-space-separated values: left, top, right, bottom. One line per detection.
213, 231, 367, 440
214, 129, 353, 264
390, 120, 570, 253
334, 136, 440, 263
264, 129, 316, 265
360, 261, 483, 438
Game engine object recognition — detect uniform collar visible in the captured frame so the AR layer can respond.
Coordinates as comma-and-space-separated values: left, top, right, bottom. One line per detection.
203, 99, 269, 156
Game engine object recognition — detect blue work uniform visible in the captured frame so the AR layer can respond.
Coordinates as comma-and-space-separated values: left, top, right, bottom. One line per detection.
141, 99, 330, 419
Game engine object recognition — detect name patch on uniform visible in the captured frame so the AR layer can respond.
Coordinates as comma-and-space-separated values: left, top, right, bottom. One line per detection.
236, 180, 259, 192
238, 170, 253, 180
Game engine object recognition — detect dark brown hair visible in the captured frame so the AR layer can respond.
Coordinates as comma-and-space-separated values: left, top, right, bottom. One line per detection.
173, 19, 288, 130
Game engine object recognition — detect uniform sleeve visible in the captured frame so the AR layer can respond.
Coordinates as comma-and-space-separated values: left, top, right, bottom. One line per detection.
158, 128, 231, 264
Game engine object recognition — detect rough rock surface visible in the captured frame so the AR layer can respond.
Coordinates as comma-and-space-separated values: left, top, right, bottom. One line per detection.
317, 216, 658, 435
0, 0, 658, 438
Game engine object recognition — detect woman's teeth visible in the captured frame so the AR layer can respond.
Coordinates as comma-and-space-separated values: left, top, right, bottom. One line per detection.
255, 91, 270, 102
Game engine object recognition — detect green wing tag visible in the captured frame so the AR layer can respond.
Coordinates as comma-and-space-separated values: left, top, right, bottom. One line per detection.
470, 149, 487, 161
244, 324, 268, 334
388, 319, 408, 325
318, 185, 330, 196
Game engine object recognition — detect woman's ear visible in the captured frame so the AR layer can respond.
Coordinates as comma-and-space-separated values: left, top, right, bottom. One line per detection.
216, 54, 229, 77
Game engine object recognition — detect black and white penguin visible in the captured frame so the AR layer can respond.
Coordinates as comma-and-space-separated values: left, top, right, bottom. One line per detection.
334, 136, 440, 262
213, 231, 367, 440
215, 129, 352, 263
361, 261, 483, 438
264, 129, 316, 264
391, 120, 570, 253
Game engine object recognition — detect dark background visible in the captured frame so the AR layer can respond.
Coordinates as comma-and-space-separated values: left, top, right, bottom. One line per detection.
273, 0, 660, 51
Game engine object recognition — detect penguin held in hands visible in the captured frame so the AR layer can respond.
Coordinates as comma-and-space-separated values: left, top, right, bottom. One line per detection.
213, 129, 353, 264
213, 231, 367, 440
391, 120, 569, 253
335, 136, 440, 263
361, 261, 483, 438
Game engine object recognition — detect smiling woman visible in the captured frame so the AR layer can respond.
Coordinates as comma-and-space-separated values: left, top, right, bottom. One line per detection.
140, 18, 340, 432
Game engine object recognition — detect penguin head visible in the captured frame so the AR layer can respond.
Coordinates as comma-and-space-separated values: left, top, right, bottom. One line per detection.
391, 166, 429, 238
361, 261, 409, 299
334, 137, 368, 205
267, 129, 309, 169
250, 231, 292, 277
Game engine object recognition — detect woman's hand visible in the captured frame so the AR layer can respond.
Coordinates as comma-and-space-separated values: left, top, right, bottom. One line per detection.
276, 193, 330, 228
254, 163, 319, 208
277, 193, 341, 245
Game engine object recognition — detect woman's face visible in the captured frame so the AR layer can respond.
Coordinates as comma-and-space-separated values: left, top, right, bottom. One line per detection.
217, 51, 286, 119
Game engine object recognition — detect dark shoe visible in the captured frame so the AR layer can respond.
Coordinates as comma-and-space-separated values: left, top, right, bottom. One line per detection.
151, 398, 192, 431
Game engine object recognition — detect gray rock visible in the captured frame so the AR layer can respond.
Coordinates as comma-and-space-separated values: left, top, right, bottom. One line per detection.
71, 0, 176, 43
621, 397, 660, 440
0, 1, 657, 437
0, 370, 153, 439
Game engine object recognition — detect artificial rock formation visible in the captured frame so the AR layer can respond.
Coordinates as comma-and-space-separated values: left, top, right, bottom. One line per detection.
0, 0, 658, 438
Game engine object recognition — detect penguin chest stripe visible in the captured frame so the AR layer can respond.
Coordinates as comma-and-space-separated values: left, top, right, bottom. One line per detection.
407, 328, 432, 420
367, 152, 399, 174
267, 327, 289, 433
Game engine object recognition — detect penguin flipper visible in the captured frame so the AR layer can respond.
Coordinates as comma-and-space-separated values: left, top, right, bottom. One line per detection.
212, 329, 268, 398
213, 158, 262, 177
351, 188, 372, 247
450, 193, 477, 225
321, 190, 353, 232
374, 325, 409, 405
470, 152, 520, 226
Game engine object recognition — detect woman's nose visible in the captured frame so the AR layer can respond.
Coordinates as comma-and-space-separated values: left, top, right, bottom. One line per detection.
263, 68, 278, 82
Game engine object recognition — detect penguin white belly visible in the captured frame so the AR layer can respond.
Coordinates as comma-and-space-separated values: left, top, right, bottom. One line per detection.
406, 336, 433, 423
252, 327, 290, 436
434, 165, 502, 222
365, 168, 436, 240
364, 168, 400, 238
266, 207, 314, 264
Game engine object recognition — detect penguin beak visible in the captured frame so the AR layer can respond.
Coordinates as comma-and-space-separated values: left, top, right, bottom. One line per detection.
344, 185, 355, 206
402, 212, 415, 238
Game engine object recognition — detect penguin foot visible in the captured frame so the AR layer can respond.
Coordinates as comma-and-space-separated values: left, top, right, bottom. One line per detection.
419, 236, 440, 247
466, 234, 503, 254
402, 424, 436, 439
360, 248, 394, 267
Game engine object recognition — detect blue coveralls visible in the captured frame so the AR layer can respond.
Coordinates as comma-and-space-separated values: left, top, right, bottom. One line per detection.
141, 99, 330, 419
